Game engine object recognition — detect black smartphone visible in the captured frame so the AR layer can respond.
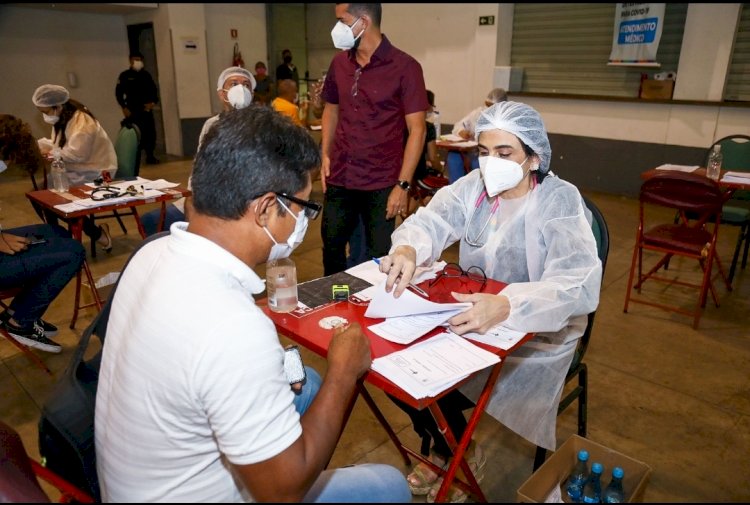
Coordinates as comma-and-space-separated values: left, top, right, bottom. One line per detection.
283, 345, 306, 384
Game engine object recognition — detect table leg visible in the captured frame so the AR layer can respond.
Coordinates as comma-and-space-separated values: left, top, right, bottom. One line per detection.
67, 218, 103, 329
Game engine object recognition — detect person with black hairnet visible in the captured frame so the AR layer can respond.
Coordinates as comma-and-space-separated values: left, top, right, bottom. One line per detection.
32, 84, 117, 252
445, 87, 508, 184
377, 101, 602, 502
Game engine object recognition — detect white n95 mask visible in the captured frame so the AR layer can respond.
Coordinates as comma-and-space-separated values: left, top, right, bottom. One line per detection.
226, 84, 253, 110
132, 60, 144, 71
264, 197, 309, 262
42, 113, 59, 125
330, 18, 363, 50
479, 156, 527, 197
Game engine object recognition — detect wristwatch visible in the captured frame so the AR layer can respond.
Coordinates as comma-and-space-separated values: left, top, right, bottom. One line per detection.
396, 180, 411, 191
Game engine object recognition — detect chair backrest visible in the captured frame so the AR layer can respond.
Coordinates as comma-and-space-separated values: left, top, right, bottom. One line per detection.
571, 195, 610, 372
114, 123, 141, 178
0, 420, 51, 502
640, 171, 725, 217
704, 134, 750, 172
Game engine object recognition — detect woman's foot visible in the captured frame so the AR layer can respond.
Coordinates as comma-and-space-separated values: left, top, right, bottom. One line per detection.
97, 223, 112, 252
407, 451, 448, 496
426, 440, 486, 503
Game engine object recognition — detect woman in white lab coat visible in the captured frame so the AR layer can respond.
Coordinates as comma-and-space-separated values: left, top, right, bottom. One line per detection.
379, 101, 602, 502
32, 84, 117, 251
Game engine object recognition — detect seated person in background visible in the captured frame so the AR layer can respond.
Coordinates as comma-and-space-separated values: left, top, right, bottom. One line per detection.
445, 87, 507, 184
0, 142, 85, 353
272, 79, 309, 127
406, 89, 445, 215
32, 84, 118, 251
95, 105, 410, 502
378, 101, 601, 502
253, 60, 274, 106
140, 66, 256, 236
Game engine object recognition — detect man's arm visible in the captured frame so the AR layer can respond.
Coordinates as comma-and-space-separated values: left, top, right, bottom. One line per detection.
231, 323, 371, 502
319, 102, 339, 193
385, 111, 426, 219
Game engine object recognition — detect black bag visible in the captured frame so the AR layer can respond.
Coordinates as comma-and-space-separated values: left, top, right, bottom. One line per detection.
38, 231, 169, 501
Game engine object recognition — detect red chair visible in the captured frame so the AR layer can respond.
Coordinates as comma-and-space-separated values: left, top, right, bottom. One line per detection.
623, 171, 727, 328
0, 420, 94, 503
0, 288, 52, 376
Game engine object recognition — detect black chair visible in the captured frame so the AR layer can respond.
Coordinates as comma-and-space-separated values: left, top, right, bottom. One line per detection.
533, 195, 610, 471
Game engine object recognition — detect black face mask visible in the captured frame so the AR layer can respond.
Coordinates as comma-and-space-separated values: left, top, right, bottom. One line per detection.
283, 56, 292, 64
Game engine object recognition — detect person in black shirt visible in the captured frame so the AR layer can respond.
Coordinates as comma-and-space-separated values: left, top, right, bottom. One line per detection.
115, 51, 160, 164
275, 49, 299, 87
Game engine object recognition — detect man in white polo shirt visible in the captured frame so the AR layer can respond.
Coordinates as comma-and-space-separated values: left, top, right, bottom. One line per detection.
95, 105, 410, 502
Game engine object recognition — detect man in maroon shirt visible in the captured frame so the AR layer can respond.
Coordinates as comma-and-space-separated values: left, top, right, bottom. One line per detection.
320, 3, 428, 275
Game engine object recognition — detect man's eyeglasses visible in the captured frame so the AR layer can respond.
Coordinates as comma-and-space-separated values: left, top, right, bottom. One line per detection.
351, 67, 362, 97
276, 192, 322, 220
429, 262, 487, 294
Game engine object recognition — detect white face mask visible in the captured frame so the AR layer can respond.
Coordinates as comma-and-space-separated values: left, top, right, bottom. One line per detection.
0, 160, 7, 174
132, 60, 144, 71
42, 113, 59, 125
226, 84, 253, 110
331, 17, 363, 50
263, 197, 309, 262
479, 156, 528, 197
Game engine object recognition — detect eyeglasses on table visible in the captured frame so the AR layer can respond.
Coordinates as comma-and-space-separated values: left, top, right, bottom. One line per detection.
429, 262, 488, 294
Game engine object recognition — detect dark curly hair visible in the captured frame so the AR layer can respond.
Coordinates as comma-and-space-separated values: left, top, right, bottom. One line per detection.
0, 114, 45, 176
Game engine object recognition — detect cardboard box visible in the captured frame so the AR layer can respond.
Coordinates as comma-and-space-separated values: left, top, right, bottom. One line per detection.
517, 435, 652, 503
640, 79, 674, 100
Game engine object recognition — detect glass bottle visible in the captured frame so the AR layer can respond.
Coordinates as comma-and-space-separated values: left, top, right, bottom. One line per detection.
582, 461, 604, 503
707, 144, 722, 181
565, 449, 590, 502
602, 466, 625, 503
49, 152, 70, 193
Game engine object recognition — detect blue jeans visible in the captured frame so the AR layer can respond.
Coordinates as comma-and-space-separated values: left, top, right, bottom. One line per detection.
294, 367, 410, 503
0, 224, 85, 327
446, 151, 479, 184
140, 204, 185, 237
322, 185, 394, 276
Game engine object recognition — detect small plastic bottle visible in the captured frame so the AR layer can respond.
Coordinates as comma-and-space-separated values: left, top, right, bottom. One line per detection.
581, 461, 604, 503
432, 108, 441, 139
49, 151, 69, 193
707, 144, 722, 181
602, 466, 625, 503
565, 449, 590, 502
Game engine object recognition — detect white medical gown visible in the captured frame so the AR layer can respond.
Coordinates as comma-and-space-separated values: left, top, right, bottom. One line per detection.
389, 169, 602, 450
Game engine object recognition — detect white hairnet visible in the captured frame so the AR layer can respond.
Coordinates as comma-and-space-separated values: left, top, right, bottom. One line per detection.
475, 101, 552, 174
32, 84, 70, 107
217, 66, 256, 91
486, 87, 508, 104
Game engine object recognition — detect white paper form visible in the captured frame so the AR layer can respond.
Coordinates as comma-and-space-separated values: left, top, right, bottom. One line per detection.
364, 280, 470, 319
721, 171, 750, 184
654, 164, 699, 173
370, 332, 501, 399
346, 260, 446, 287
461, 324, 528, 350
368, 309, 464, 344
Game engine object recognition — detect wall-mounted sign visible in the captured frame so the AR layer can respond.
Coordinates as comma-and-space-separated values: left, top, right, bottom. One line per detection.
182, 37, 199, 53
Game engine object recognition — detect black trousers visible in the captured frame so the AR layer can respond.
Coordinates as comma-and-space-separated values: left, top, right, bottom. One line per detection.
130, 109, 156, 158
321, 185, 395, 276
389, 390, 475, 460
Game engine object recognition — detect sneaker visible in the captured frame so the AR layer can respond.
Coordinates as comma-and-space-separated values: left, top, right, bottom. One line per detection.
36, 319, 59, 338
2, 320, 62, 354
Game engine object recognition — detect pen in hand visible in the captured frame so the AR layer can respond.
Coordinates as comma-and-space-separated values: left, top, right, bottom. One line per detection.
372, 257, 429, 298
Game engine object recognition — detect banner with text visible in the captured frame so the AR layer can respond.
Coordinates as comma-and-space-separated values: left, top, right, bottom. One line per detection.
608, 3, 666, 67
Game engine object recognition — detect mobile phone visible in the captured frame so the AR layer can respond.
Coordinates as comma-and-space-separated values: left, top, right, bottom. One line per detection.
283, 345, 306, 385
26, 236, 47, 246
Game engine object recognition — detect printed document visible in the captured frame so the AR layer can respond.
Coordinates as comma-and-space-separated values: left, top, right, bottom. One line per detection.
654, 164, 699, 173
370, 331, 501, 399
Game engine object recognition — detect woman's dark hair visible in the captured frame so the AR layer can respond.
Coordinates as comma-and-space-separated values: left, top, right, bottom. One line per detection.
192, 104, 321, 220
518, 138, 548, 184
0, 114, 45, 176
54, 99, 96, 148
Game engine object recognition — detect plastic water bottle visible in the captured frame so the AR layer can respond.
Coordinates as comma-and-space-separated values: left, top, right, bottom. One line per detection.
602, 466, 625, 503
49, 153, 69, 193
432, 108, 441, 138
565, 449, 590, 502
582, 462, 604, 503
707, 144, 722, 181
266, 258, 299, 313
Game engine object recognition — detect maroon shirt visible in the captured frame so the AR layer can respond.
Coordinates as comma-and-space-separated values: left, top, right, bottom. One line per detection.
322, 35, 429, 191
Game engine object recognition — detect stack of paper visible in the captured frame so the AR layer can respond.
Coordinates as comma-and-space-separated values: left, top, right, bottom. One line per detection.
655, 164, 699, 173
364, 281, 470, 344
721, 171, 750, 184
370, 332, 501, 399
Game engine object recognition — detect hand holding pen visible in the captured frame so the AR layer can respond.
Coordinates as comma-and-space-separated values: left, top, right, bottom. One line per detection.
373, 246, 428, 298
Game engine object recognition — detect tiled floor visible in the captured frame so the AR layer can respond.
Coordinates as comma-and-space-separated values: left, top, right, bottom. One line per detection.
1, 159, 748, 502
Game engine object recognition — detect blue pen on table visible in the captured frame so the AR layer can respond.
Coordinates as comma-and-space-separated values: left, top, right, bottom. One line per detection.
372, 257, 430, 298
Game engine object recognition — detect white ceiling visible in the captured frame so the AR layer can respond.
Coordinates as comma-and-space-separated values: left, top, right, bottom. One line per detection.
10, 3, 159, 16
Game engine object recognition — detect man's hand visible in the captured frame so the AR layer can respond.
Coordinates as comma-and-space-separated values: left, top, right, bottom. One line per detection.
446, 292, 510, 335
326, 322, 371, 380
144, 102, 155, 112
386, 186, 409, 220
320, 156, 330, 193
122, 107, 131, 118
0, 233, 29, 255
